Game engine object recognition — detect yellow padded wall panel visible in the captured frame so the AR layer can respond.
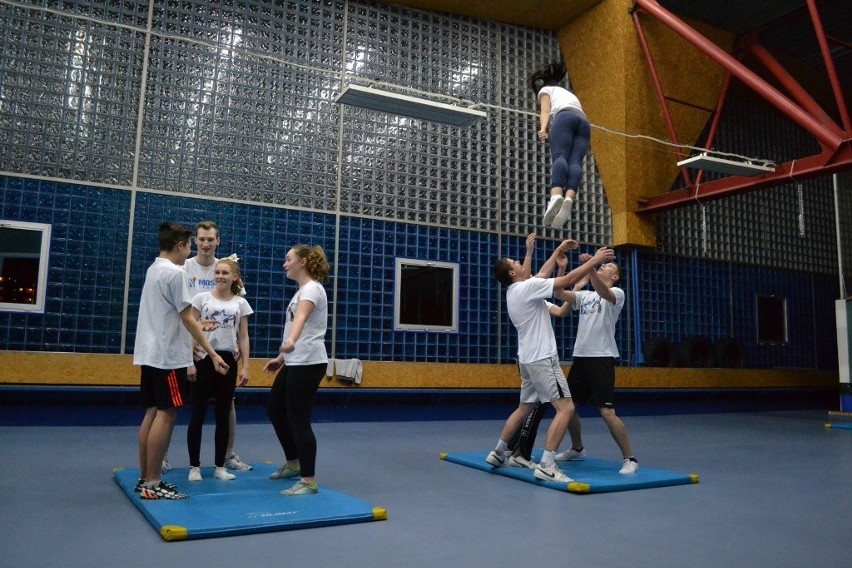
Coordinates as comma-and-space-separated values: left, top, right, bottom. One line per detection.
0, 352, 837, 389
557, 0, 734, 246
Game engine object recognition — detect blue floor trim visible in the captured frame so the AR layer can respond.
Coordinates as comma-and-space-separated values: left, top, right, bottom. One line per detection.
441, 451, 698, 494
1, 385, 838, 426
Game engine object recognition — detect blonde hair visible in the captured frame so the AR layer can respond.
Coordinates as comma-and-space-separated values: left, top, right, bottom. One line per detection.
216, 258, 244, 296
292, 244, 330, 283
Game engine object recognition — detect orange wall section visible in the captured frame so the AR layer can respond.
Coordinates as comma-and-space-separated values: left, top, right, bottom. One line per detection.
0, 352, 837, 390
557, 0, 735, 247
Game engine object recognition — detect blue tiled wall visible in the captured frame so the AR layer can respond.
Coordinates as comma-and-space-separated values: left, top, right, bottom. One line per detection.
637, 250, 838, 369
0, 176, 130, 352
0, 174, 840, 369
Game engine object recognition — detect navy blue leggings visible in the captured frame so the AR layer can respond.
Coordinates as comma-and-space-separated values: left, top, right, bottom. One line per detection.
267, 363, 326, 477
549, 111, 591, 192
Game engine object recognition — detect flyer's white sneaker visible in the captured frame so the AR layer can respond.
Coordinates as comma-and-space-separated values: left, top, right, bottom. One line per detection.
543, 196, 564, 226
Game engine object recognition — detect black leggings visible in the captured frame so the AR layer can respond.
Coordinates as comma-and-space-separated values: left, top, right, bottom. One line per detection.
187, 351, 237, 467
508, 401, 552, 460
267, 362, 326, 477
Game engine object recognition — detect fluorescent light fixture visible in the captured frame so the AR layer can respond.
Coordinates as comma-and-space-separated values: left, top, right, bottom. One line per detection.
335, 84, 486, 128
678, 153, 775, 176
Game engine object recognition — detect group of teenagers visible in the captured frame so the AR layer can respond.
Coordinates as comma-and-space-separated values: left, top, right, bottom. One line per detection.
483, 61, 638, 482
133, 220, 331, 499
131, 59, 627, 499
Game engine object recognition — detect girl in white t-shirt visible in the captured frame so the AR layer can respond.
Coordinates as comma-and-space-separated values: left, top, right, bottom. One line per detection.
263, 244, 330, 496
529, 60, 591, 229
186, 258, 253, 482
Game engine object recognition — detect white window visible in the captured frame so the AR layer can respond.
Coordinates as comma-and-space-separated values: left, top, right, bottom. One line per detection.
0, 220, 51, 313
394, 258, 459, 332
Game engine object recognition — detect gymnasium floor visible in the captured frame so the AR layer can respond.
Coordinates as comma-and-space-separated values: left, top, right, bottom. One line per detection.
2, 409, 850, 567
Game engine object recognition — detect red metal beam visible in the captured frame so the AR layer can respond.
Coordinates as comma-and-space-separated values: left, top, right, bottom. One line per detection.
636, 143, 852, 215
743, 35, 845, 138
632, 8, 692, 187
634, 0, 844, 150
806, 0, 852, 133
693, 70, 733, 188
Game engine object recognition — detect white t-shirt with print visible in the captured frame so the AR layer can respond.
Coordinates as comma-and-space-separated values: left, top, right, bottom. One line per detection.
282, 279, 329, 366
572, 287, 625, 358
184, 256, 247, 296
190, 292, 254, 356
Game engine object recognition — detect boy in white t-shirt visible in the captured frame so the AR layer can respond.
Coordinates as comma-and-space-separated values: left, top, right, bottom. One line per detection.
554, 256, 639, 474
487, 234, 614, 483
134, 222, 229, 500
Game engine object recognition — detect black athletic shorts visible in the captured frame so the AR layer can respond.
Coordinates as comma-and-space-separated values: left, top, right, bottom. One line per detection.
140, 365, 189, 410
566, 357, 616, 408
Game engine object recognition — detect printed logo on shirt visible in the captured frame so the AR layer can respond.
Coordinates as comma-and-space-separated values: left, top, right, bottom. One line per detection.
579, 294, 602, 315
200, 308, 238, 331
190, 277, 215, 290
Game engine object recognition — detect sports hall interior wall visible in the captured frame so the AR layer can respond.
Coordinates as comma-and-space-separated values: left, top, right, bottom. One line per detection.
0, 0, 845, 397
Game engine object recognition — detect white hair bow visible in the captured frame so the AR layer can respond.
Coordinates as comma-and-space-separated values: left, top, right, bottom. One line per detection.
225, 253, 240, 262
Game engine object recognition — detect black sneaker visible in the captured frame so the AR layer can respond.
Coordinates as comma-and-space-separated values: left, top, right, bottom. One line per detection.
135, 478, 177, 492
140, 481, 188, 500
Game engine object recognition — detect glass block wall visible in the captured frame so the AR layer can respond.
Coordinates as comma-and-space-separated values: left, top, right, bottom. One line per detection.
0, 0, 842, 370
658, 98, 848, 275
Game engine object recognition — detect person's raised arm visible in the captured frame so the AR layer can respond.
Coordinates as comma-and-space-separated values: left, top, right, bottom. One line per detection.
535, 239, 578, 278
555, 248, 568, 277
587, 262, 618, 304
552, 247, 614, 291
520, 233, 536, 278
548, 300, 572, 318
572, 253, 593, 291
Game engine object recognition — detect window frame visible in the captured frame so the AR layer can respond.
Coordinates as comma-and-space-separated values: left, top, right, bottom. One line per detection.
0, 220, 52, 313
393, 257, 459, 333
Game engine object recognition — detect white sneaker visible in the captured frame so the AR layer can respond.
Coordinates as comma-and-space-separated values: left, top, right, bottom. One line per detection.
543, 196, 564, 226
485, 450, 508, 468
161, 457, 171, 474
224, 454, 253, 471
619, 459, 639, 474
214, 466, 236, 480
555, 447, 586, 461
280, 479, 318, 496
534, 462, 574, 483
188, 466, 202, 482
270, 464, 301, 479
551, 198, 573, 228
508, 455, 536, 469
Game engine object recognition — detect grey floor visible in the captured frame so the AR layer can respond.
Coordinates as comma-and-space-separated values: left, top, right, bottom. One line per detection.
2, 410, 851, 568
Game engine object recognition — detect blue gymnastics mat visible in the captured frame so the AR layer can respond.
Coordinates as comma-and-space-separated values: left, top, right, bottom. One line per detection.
440, 451, 698, 494
824, 422, 852, 430
114, 464, 386, 541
